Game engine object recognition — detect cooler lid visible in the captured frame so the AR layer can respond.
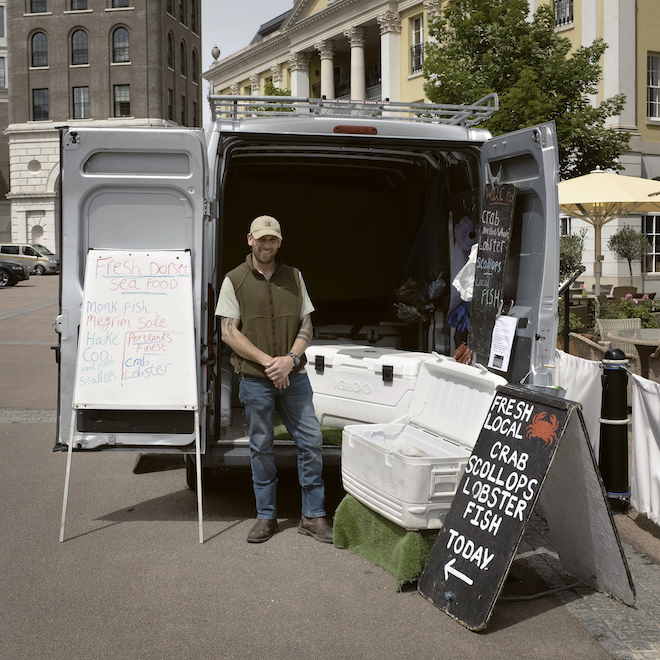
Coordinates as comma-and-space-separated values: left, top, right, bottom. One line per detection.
307, 345, 431, 378
408, 355, 507, 450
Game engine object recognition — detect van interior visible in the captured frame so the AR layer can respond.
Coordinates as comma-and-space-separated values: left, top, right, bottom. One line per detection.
217, 133, 483, 355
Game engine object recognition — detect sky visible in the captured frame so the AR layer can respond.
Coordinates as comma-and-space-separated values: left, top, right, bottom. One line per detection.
200, 0, 295, 127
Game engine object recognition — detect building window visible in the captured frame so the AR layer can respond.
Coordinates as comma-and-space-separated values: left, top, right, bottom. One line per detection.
560, 217, 572, 236
168, 89, 173, 120
73, 86, 89, 118
180, 42, 186, 77
167, 34, 174, 69
113, 27, 130, 63
192, 101, 197, 127
71, 0, 88, 9
179, 0, 186, 25
644, 215, 660, 273
0, 7, 4, 38
0, 58, 5, 88
112, 0, 129, 7
71, 30, 88, 65
648, 55, 660, 119
166, 0, 173, 15
191, 0, 197, 33
31, 0, 47, 12
32, 88, 49, 120
113, 84, 130, 117
411, 16, 424, 74
191, 50, 198, 81
31, 32, 48, 68
181, 95, 186, 125
554, 0, 573, 27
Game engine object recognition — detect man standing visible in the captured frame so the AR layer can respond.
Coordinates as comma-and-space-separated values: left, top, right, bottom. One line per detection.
217, 215, 333, 544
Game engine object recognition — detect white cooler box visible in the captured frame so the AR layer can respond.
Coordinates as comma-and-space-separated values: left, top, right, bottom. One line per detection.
305, 345, 432, 428
341, 355, 507, 530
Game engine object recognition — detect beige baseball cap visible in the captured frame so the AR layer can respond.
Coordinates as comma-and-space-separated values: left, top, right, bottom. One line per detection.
249, 215, 282, 240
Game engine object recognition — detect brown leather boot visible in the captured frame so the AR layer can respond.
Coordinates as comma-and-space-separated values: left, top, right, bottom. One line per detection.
247, 518, 278, 543
298, 515, 333, 544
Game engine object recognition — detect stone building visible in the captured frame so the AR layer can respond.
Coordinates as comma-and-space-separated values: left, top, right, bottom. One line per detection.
5, 0, 202, 253
0, 2, 9, 242
203, 0, 660, 292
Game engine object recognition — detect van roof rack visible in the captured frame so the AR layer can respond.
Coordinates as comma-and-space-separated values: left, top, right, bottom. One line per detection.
208, 93, 498, 128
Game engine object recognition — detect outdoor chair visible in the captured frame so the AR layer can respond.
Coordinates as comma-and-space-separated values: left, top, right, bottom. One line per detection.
650, 347, 660, 384
570, 332, 608, 362
570, 332, 641, 402
595, 317, 642, 356
611, 286, 637, 302
591, 283, 613, 295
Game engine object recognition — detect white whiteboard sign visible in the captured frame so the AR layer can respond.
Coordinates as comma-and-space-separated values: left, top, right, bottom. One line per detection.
73, 250, 198, 410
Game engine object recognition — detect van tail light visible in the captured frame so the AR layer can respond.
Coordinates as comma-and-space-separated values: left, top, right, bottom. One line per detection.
333, 125, 377, 135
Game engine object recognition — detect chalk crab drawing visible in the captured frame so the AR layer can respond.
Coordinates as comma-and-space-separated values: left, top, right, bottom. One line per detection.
525, 412, 559, 446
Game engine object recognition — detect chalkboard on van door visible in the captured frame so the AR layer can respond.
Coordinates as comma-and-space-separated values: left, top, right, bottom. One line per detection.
72, 250, 198, 411
418, 384, 635, 631
468, 183, 517, 357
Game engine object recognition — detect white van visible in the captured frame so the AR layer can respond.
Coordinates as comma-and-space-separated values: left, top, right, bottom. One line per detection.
0, 243, 59, 275
54, 95, 560, 488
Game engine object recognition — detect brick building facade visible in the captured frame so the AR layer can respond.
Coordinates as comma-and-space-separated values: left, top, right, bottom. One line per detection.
5, 0, 202, 252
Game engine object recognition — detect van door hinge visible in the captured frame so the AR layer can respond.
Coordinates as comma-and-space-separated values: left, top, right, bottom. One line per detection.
204, 199, 217, 219
201, 391, 211, 407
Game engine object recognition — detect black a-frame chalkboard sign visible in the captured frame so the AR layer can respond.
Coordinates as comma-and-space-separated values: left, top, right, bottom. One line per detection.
468, 182, 517, 357
418, 383, 635, 631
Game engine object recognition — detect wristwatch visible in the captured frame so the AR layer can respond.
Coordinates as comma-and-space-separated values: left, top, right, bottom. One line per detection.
286, 352, 300, 366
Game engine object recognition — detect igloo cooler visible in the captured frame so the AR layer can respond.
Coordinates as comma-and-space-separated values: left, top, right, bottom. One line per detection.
305, 345, 432, 428
341, 355, 507, 530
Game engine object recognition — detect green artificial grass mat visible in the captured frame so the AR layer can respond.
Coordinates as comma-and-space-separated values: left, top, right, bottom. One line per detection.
333, 494, 439, 591
273, 413, 342, 445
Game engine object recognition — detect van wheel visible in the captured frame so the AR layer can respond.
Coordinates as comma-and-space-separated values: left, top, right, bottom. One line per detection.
185, 455, 212, 491
0, 272, 9, 287
34, 265, 46, 275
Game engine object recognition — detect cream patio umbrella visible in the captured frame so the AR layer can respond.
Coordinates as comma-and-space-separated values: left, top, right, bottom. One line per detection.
558, 168, 660, 295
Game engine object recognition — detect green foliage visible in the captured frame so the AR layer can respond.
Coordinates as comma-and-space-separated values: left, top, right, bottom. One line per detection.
423, 0, 631, 179
253, 82, 294, 113
557, 299, 586, 337
264, 81, 292, 97
598, 294, 660, 328
559, 229, 586, 281
607, 225, 652, 285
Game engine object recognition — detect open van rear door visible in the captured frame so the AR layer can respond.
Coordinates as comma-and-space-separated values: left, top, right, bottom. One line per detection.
478, 122, 560, 385
55, 126, 209, 451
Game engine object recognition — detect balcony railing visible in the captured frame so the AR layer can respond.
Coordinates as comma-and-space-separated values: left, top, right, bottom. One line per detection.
554, 0, 573, 27
411, 44, 424, 74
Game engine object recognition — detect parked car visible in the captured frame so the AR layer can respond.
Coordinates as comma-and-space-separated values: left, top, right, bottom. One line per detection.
31, 243, 60, 263
0, 259, 30, 287
0, 243, 59, 275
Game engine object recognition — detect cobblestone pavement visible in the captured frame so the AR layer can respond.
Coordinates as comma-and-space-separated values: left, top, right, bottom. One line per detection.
523, 512, 660, 659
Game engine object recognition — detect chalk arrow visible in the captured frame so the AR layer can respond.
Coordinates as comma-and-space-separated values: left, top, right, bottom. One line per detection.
444, 558, 473, 585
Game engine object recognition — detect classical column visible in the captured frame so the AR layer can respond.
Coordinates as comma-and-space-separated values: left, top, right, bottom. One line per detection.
344, 27, 367, 100
377, 11, 402, 102
270, 64, 283, 90
423, 0, 442, 20
249, 73, 261, 96
289, 51, 311, 97
315, 40, 335, 99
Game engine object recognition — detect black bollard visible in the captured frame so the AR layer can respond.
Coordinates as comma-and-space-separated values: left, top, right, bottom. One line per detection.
599, 348, 630, 513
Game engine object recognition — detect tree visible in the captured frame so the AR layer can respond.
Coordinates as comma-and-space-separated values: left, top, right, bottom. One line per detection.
607, 225, 652, 285
423, 0, 631, 179
255, 81, 294, 113
560, 229, 586, 282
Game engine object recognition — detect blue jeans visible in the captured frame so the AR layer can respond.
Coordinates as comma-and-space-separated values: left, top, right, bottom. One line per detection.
238, 372, 325, 520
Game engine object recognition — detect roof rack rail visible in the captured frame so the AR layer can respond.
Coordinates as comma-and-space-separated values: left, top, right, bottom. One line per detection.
208, 93, 499, 128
